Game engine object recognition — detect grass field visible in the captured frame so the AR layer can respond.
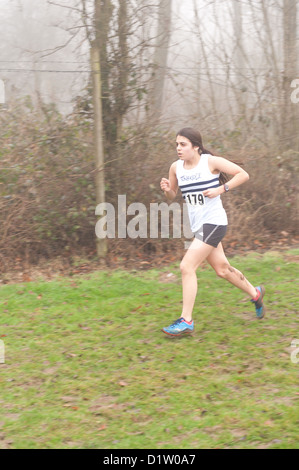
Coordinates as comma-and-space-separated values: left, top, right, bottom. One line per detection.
0, 249, 298, 449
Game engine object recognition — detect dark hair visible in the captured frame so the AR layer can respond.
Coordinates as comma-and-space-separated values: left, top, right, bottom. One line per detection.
176, 127, 228, 184
176, 128, 211, 155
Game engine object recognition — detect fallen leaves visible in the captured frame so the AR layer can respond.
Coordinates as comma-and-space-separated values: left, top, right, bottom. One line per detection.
130, 305, 142, 313
63, 352, 77, 358
118, 381, 128, 387
61, 396, 80, 411
97, 424, 107, 432
22, 273, 32, 283
78, 324, 91, 331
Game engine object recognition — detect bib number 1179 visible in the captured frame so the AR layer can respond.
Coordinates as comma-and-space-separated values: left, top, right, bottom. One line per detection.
185, 192, 205, 206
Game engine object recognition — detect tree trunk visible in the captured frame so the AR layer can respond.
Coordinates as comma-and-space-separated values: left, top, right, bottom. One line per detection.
282, 0, 298, 149
150, 0, 172, 121
233, 1, 246, 117
193, 0, 221, 130
113, 0, 129, 192
91, 43, 107, 258
260, 1, 282, 146
117, 0, 129, 135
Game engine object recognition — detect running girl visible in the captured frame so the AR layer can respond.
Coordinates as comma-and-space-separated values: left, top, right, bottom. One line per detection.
160, 127, 265, 336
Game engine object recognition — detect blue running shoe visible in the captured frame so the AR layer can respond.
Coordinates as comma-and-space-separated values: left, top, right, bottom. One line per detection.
251, 285, 266, 319
162, 317, 194, 336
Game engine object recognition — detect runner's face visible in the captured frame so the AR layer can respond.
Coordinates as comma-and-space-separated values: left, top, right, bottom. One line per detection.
176, 135, 198, 161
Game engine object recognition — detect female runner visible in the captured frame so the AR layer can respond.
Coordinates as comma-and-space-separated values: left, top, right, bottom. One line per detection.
160, 127, 265, 336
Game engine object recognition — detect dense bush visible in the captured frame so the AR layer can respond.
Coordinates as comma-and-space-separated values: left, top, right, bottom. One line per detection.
0, 98, 96, 269
0, 98, 297, 271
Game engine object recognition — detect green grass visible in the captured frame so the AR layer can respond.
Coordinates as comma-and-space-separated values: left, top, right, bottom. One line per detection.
0, 249, 298, 449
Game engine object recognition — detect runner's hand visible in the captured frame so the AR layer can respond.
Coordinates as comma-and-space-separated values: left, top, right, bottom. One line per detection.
203, 187, 222, 198
160, 178, 171, 192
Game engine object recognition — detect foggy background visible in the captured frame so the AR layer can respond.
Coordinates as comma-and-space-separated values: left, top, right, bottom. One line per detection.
1, 1, 297, 131
0, 0, 298, 266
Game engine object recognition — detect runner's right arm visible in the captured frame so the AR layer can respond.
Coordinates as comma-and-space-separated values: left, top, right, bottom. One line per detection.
160, 162, 178, 202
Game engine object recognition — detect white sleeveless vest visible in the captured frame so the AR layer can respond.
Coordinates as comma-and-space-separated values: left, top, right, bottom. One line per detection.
176, 154, 228, 232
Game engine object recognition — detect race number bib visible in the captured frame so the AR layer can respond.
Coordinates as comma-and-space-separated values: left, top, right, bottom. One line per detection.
184, 192, 205, 206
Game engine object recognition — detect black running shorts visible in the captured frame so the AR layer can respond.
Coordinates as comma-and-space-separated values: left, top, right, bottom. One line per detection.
193, 224, 227, 248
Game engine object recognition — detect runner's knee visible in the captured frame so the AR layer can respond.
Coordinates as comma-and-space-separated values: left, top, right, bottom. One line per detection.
180, 260, 195, 276
214, 262, 231, 278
